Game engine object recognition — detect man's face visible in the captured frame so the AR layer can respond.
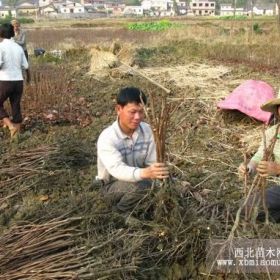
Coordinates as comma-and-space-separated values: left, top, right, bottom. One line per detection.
13, 23, 20, 32
117, 102, 144, 132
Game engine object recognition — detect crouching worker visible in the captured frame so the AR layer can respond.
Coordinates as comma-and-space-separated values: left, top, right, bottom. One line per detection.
96, 87, 169, 212
238, 94, 280, 222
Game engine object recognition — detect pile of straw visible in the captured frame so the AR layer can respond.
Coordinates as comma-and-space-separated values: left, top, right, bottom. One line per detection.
89, 47, 119, 77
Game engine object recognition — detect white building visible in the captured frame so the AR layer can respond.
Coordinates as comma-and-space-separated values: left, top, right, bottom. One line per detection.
190, 0, 215, 16
169, 0, 187, 14
245, 2, 277, 16
16, 2, 38, 16
57, 0, 85, 13
141, 0, 187, 15
141, 0, 168, 11
253, 4, 275, 15
90, 0, 105, 8
159, 9, 175, 16
123, 5, 143, 15
220, 4, 244, 16
39, 0, 52, 7
0, 6, 16, 17
39, 3, 57, 15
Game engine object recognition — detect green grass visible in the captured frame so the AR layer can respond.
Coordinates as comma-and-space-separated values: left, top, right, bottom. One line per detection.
219, 15, 248, 20
0, 16, 34, 24
127, 20, 182, 31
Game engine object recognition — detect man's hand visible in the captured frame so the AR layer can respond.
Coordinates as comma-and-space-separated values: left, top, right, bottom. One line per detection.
26, 69, 30, 84
238, 161, 257, 179
256, 161, 280, 177
140, 162, 169, 180
238, 163, 247, 179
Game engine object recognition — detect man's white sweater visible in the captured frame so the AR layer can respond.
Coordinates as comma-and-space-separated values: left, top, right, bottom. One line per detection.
97, 120, 156, 183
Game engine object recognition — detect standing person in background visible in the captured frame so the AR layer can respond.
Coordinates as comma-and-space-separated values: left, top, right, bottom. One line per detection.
11, 19, 28, 61
0, 23, 30, 138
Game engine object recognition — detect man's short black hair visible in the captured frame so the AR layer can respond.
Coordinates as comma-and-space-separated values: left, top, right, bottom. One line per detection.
0, 23, 14, 39
117, 87, 147, 106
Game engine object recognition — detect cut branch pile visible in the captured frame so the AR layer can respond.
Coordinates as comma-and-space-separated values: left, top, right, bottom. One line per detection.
0, 140, 93, 205
23, 65, 74, 116
21, 64, 92, 127
0, 216, 140, 279
0, 211, 205, 279
0, 145, 59, 204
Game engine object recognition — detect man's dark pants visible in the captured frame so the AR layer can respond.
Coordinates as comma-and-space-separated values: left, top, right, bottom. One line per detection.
248, 186, 280, 222
102, 180, 152, 212
261, 186, 280, 222
0, 81, 23, 123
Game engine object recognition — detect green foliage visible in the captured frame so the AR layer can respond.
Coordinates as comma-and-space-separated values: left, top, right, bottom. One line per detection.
127, 20, 181, 31
253, 23, 263, 34
2, 17, 35, 24
135, 45, 177, 66
18, 17, 35, 24
71, 22, 99, 28
35, 53, 62, 64
124, 0, 140, 5
0, 17, 12, 24
219, 15, 247, 20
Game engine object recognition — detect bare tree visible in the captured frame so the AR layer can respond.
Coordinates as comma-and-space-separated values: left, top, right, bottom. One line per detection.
8, 0, 18, 17
248, 0, 256, 43
8, 0, 18, 8
230, 0, 237, 36
173, 0, 180, 15
276, 0, 280, 26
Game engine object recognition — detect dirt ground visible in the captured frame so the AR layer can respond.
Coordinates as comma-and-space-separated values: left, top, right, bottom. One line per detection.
1, 37, 280, 279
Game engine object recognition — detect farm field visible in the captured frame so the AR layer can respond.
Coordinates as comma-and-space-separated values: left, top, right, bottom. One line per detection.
1, 17, 280, 279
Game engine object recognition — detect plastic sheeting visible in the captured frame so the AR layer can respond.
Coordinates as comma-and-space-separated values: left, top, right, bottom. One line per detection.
217, 80, 275, 124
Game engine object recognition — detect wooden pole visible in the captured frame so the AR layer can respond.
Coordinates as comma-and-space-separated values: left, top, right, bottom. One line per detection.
119, 61, 171, 94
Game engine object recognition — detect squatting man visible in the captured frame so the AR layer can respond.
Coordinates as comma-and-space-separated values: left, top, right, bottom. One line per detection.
239, 93, 280, 222
96, 87, 169, 212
